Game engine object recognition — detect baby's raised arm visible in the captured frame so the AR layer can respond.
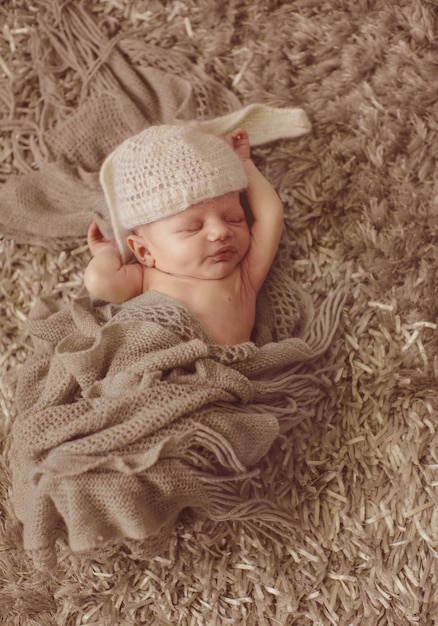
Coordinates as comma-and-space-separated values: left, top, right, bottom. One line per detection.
84, 222, 143, 303
228, 129, 284, 293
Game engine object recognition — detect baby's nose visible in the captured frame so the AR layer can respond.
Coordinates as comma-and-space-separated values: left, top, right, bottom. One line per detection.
207, 220, 230, 241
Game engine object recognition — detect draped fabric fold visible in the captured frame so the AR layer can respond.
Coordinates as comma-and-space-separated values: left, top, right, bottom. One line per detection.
11, 277, 346, 569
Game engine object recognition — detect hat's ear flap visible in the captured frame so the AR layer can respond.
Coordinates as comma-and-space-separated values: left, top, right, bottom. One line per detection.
100, 156, 115, 206
195, 103, 311, 146
99, 153, 132, 263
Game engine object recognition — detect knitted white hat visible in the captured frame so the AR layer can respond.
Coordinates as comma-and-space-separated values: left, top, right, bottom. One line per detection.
100, 123, 248, 261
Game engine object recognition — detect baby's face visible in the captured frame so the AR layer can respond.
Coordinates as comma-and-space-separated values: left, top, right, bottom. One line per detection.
135, 192, 250, 280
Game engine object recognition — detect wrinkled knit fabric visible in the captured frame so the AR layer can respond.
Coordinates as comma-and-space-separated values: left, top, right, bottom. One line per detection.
11, 270, 346, 569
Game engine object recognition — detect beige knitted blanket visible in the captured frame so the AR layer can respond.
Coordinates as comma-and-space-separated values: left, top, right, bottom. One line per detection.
11, 270, 345, 568
1, 2, 346, 569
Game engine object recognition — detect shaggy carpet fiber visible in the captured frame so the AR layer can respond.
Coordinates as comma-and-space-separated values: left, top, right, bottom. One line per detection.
0, 0, 437, 624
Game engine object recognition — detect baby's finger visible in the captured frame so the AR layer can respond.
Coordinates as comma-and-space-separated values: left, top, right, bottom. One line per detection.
87, 221, 107, 253
232, 128, 248, 141
87, 221, 98, 242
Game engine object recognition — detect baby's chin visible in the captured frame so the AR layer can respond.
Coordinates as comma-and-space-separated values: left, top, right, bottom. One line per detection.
154, 262, 238, 281
200, 259, 241, 280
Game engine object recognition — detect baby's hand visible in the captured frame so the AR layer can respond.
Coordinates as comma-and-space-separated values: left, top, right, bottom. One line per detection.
225, 128, 251, 161
87, 221, 118, 257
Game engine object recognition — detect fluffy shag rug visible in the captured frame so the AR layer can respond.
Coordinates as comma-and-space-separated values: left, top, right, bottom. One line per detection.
1, 0, 437, 624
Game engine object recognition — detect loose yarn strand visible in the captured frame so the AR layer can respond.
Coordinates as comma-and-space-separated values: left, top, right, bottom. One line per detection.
305, 280, 349, 354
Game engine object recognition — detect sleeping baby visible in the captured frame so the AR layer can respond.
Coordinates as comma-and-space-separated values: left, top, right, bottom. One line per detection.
84, 125, 284, 345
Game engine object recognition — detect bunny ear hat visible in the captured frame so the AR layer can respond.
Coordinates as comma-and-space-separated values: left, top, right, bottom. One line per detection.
100, 104, 311, 261
100, 124, 248, 261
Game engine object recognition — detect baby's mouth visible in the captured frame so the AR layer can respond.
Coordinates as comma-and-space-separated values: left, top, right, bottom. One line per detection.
210, 246, 236, 261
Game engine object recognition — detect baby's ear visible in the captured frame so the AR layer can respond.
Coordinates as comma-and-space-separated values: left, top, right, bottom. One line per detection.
127, 233, 155, 267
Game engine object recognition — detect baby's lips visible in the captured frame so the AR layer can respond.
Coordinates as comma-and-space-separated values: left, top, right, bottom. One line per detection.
210, 246, 236, 261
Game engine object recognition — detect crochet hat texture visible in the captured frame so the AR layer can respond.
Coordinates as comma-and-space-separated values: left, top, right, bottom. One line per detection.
100, 124, 248, 261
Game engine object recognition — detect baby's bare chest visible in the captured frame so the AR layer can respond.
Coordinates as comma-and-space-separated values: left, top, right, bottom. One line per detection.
144, 269, 256, 344
190, 284, 257, 344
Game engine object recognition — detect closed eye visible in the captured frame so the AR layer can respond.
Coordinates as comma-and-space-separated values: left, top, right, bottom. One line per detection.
226, 216, 246, 225
178, 223, 203, 233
